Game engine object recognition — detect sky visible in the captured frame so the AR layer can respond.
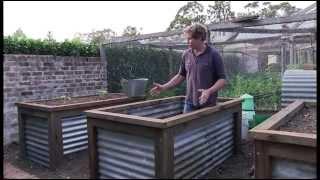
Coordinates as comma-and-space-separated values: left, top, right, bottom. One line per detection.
3, 1, 316, 42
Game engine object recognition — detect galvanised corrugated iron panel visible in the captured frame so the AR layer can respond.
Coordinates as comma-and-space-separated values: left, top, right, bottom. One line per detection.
24, 115, 50, 167
96, 128, 155, 179
174, 113, 234, 179
127, 101, 183, 119
272, 158, 316, 178
61, 113, 88, 155
281, 70, 316, 107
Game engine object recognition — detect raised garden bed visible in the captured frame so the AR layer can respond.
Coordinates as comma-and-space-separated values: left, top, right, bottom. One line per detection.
250, 110, 278, 128
4, 139, 255, 179
15, 93, 145, 169
85, 96, 242, 179
249, 100, 316, 179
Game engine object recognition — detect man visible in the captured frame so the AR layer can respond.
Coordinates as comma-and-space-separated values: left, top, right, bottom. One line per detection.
150, 23, 226, 113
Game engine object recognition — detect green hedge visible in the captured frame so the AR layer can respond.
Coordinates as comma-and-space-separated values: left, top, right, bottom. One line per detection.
3, 36, 99, 56
105, 46, 185, 95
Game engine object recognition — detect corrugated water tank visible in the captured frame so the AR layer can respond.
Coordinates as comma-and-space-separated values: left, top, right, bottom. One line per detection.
281, 70, 316, 108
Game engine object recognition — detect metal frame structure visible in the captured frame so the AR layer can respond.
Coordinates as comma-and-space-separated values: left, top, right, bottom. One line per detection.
101, 3, 316, 74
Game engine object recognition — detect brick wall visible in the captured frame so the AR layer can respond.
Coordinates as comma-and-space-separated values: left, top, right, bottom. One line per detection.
3, 54, 107, 145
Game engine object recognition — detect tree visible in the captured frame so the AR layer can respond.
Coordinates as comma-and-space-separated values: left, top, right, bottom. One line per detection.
237, 1, 301, 18
122, 26, 142, 37
244, 1, 260, 14
237, 1, 260, 17
12, 28, 27, 39
45, 31, 55, 42
70, 36, 82, 44
206, 1, 235, 23
260, 2, 301, 18
167, 1, 206, 31
260, 4, 280, 18
75, 28, 117, 45
278, 2, 301, 16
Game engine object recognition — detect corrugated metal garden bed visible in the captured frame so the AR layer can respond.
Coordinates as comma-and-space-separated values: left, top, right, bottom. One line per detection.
249, 100, 316, 179
15, 93, 144, 169
85, 96, 243, 179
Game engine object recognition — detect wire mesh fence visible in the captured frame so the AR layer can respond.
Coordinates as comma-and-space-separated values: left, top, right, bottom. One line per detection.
253, 91, 282, 111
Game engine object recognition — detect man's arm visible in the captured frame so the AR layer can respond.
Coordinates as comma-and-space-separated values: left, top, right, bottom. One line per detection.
150, 74, 185, 96
150, 52, 187, 96
198, 79, 226, 105
207, 79, 226, 94
199, 49, 226, 105
162, 74, 185, 90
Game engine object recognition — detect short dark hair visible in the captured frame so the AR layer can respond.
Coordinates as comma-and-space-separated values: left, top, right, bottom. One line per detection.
184, 23, 207, 41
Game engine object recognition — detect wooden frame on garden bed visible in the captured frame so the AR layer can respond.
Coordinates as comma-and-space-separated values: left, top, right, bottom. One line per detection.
16, 93, 145, 169
85, 96, 242, 179
249, 100, 316, 178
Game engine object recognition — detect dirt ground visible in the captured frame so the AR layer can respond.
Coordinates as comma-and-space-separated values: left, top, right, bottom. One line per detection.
4, 142, 89, 179
208, 140, 254, 179
4, 140, 254, 179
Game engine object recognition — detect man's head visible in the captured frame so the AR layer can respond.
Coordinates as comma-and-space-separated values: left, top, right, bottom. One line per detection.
184, 23, 208, 50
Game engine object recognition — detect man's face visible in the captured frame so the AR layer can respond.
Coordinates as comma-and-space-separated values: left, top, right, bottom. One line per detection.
185, 32, 203, 50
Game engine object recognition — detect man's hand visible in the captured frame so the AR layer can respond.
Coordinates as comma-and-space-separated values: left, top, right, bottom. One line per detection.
150, 82, 166, 96
198, 89, 211, 105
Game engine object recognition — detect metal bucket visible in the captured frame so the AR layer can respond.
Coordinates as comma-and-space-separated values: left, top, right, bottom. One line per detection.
121, 78, 148, 97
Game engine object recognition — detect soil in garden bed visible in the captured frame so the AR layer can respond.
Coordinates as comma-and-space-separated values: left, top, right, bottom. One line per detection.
33, 94, 126, 106
278, 106, 317, 134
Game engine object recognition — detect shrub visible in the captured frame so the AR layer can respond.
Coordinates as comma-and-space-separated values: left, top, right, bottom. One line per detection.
3, 36, 99, 56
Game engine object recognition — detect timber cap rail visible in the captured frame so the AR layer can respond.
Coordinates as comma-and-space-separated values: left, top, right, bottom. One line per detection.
85, 96, 243, 129
15, 93, 144, 112
249, 100, 317, 147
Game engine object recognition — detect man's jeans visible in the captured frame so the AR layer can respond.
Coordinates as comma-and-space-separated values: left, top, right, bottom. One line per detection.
183, 100, 200, 113
183, 100, 216, 113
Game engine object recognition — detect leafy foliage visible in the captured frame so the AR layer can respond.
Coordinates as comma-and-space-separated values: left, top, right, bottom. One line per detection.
206, 1, 235, 23
219, 72, 282, 110
167, 1, 206, 31
3, 36, 99, 56
12, 28, 27, 39
167, 1, 235, 31
74, 28, 117, 45
237, 1, 301, 18
122, 26, 142, 37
